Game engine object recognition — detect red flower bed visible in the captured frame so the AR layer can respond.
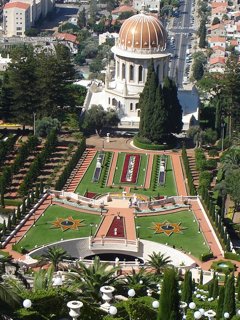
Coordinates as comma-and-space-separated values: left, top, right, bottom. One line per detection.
84, 192, 98, 199
121, 154, 140, 183
106, 216, 125, 238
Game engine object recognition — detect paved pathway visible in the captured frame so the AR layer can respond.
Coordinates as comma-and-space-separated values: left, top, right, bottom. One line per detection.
107, 151, 118, 186
144, 153, 154, 189
171, 153, 187, 196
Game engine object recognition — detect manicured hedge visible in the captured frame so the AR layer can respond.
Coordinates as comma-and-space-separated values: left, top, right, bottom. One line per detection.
133, 136, 172, 150
224, 252, 240, 262
55, 138, 86, 190
200, 252, 214, 262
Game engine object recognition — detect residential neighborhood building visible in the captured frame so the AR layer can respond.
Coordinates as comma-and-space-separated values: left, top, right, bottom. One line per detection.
3, 0, 55, 37
133, 0, 161, 13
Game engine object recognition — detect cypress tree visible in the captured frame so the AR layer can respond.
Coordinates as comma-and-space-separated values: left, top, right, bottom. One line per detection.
223, 274, 236, 317
213, 277, 219, 299
237, 279, 240, 301
162, 77, 182, 134
2, 220, 6, 236
150, 85, 168, 142
35, 184, 40, 199
11, 212, 16, 226
7, 216, 11, 231
21, 198, 26, 216
139, 60, 155, 137
30, 190, 35, 204
159, 269, 181, 320
208, 280, 214, 298
26, 194, 31, 209
216, 286, 225, 319
224, 274, 228, 287
0, 192, 4, 208
182, 270, 193, 304
16, 205, 21, 220
40, 180, 44, 194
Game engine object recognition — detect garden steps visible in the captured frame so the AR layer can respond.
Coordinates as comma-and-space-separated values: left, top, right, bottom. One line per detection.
107, 151, 118, 186
65, 149, 96, 192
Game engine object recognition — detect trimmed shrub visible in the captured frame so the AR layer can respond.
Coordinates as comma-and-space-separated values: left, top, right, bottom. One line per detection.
200, 252, 214, 262
133, 135, 173, 150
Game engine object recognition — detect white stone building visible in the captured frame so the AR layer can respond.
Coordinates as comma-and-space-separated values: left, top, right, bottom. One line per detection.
84, 11, 170, 128
3, 0, 55, 37
133, 0, 161, 13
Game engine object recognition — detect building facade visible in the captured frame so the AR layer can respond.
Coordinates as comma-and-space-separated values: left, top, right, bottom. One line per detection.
3, 0, 55, 37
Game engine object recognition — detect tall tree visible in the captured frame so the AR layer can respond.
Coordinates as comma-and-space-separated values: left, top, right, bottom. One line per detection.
216, 286, 225, 319
223, 274, 236, 318
182, 270, 193, 304
162, 77, 182, 134
148, 252, 171, 275
42, 246, 67, 271
77, 7, 87, 28
158, 268, 181, 320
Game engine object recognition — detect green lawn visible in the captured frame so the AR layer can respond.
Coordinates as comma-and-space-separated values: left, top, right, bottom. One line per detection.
16, 205, 101, 251
75, 151, 122, 195
113, 153, 148, 186
136, 210, 209, 258
130, 156, 177, 197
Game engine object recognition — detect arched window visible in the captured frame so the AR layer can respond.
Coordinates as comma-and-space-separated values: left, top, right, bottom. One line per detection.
122, 63, 126, 80
117, 61, 119, 77
136, 103, 139, 110
129, 65, 134, 81
130, 103, 133, 111
138, 65, 143, 82
156, 65, 159, 80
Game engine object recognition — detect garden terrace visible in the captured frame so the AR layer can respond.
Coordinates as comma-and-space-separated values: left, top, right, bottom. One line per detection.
135, 210, 209, 258
14, 204, 101, 251
75, 151, 123, 195
113, 153, 147, 187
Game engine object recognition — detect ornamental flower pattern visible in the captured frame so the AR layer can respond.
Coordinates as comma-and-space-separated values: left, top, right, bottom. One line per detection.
51, 216, 85, 231
150, 221, 186, 236
121, 154, 140, 183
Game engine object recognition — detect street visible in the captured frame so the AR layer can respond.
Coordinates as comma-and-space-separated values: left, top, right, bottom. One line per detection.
168, 0, 196, 87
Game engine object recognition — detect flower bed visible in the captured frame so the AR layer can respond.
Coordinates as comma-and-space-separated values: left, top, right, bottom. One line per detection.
121, 154, 140, 183
84, 192, 98, 199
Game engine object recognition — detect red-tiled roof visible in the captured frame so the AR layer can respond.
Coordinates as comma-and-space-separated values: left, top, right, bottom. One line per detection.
209, 56, 226, 64
211, 2, 228, 8
4, 2, 30, 9
230, 39, 238, 45
211, 23, 225, 30
209, 36, 226, 42
212, 6, 227, 13
112, 5, 136, 14
212, 45, 226, 51
55, 32, 78, 44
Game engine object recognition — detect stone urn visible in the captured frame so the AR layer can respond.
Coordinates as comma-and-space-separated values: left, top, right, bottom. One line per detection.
100, 286, 115, 311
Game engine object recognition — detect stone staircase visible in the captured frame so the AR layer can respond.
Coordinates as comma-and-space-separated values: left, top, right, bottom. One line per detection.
187, 150, 199, 189
65, 148, 96, 192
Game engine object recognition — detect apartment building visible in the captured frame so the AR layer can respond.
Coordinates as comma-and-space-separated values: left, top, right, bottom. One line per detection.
3, 0, 55, 37
3, 2, 31, 37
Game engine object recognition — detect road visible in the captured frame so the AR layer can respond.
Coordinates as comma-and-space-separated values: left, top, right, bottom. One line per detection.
168, 0, 196, 88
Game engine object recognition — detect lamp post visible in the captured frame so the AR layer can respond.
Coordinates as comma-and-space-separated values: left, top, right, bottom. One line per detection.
136, 225, 140, 238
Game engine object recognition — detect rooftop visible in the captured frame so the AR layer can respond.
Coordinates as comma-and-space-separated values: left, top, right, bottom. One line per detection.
4, 2, 30, 10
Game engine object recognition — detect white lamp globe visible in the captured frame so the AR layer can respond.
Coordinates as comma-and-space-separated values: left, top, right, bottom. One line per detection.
128, 289, 136, 297
199, 308, 205, 315
109, 306, 117, 315
152, 301, 159, 309
224, 312, 230, 319
194, 311, 202, 319
196, 294, 201, 298
139, 280, 143, 284
54, 277, 63, 286
237, 309, 240, 316
189, 302, 196, 310
23, 299, 32, 309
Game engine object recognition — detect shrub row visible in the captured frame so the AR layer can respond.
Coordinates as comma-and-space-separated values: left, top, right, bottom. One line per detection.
99, 152, 112, 188
0, 134, 17, 166
55, 138, 86, 190
19, 130, 58, 196
133, 136, 171, 150
200, 252, 214, 262
150, 155, 160, 191
181, 146, 196, 195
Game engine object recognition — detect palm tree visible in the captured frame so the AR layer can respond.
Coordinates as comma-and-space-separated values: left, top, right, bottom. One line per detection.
220, 146, 240, 173
0, 281, 21, 318
148, 252, 172, 275
42, 246, 67, 271
67, 256, 120, 301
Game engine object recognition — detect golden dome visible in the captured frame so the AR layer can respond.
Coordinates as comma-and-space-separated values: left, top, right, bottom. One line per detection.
117, 13, 167, 52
